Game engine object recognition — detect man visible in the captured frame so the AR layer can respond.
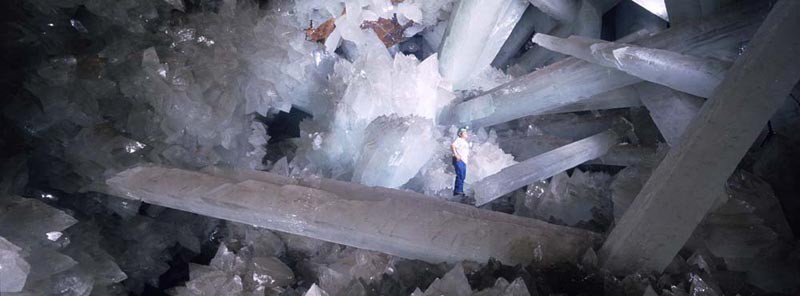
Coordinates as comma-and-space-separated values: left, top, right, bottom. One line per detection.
451, 127, 469, 196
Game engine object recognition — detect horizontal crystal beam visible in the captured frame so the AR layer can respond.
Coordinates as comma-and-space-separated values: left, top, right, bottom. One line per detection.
544, 83, 644, 114
451, 1, 769, 128
499, 134, 656, 167
532, 34, 731, 97
600, 0, 800, 274
474, 130, 621, 206
104, 165, 600, 266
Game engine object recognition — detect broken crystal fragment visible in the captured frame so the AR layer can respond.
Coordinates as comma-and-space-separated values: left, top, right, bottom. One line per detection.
420, 263, 471, 296
517, 170, 613, 227
0, 236, 29, 292
305, 283, 330, 296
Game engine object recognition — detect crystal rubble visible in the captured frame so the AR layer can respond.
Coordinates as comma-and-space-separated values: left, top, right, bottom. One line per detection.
608, 162, 798, 282
298, 246, 393, 295
451, 1, 770, 128
601, 0, 800, 275
532, 34, 732, 98
515, 170, 613, 230
12, 0, 338, 186
51, 190, 222, 295
105, 165, 601, 266
305, 283, 330, 296
169, 242, 295, 295
634, 83, 705, 146
684, 172, 800, 293
300, 0, 457, 54
415, 263, 472, 296
290, 37, 455, 185
474, 129, 622, 206
437, 0, 528, 90
0, 192, 129, 294
0, 236, 29, 292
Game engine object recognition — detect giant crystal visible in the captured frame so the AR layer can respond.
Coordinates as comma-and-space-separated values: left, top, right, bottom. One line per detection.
294, 37, 454, 184
474, 130, 621, 206
0, 236, 29, 292
634, 83, 704, 146
492, 5, 556, 69
508, 0, 602, 74
601, 0, 800, 274
105, 165, 600, 266
352, 115, 437, 188
438, 0, 527, 90
532, 34, 731, 98
451, 1, 771, 128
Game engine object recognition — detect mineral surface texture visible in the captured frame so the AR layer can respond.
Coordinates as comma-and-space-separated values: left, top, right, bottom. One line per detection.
600, 0, 800, 275
451, 1, 770, 128
474, 130, 621, 206
105, 165, 600, 266
438, 0, 527, 90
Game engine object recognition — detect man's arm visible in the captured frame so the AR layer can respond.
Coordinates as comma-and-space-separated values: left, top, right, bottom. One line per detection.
451, 143, 460, 161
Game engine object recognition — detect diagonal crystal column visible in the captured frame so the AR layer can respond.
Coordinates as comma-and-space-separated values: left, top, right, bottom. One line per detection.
532, 34, 732, 97
544, 82, 644, 115
449, 1, 770, 128
105, 165, 601, 266
600, 0, 800, 275
474, 130, 622, 206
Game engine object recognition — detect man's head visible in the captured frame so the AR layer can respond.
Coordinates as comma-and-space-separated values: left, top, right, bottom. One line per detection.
458, 127, 469, 139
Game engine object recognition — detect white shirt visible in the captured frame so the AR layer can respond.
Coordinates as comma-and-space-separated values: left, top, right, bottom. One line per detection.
452, 137, 470, 164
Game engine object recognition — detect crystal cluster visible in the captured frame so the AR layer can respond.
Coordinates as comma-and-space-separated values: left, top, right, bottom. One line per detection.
4, 0, 800, 294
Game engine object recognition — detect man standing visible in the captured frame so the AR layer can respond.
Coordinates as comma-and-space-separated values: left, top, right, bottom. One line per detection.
451, 127, 469, 196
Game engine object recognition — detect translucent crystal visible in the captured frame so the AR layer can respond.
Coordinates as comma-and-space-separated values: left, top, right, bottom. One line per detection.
0, 236, 29, 292
352, 115, 437, 188
438, 0, 528, 89
474, 130, 620, 206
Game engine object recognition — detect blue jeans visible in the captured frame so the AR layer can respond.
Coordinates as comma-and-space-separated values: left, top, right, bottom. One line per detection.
452, 157, 466, 195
